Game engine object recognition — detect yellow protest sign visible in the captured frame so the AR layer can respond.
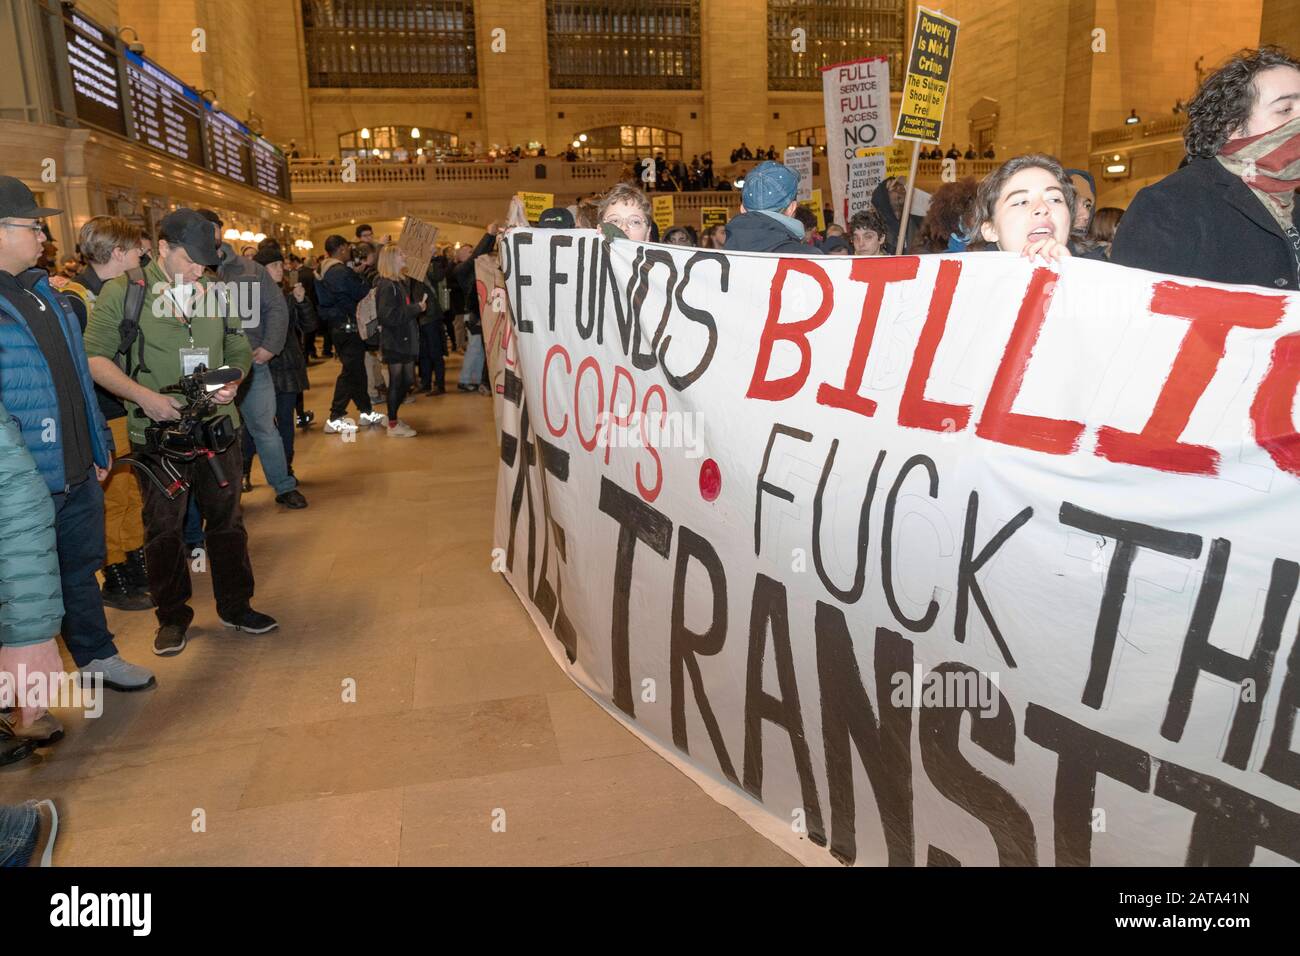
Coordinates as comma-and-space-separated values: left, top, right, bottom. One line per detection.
895, 6, 960, 143
863, 141, 912, 180
799, 188, 826, 232
700, 207, 728, 230
517, 192, 554, 223
652, 195, 674, 234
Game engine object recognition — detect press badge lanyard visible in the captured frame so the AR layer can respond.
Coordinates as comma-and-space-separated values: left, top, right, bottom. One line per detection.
169, 283, 209, 375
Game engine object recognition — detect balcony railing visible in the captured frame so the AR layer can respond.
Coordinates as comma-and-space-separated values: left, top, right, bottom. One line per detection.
289, 158, 630, 190
1091, 114, 1187, 152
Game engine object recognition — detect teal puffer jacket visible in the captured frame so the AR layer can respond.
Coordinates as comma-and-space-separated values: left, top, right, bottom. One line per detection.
0, 398, 63, 647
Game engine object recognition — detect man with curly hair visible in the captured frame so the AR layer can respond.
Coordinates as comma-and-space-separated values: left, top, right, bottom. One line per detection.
1111, 47, 1300, 289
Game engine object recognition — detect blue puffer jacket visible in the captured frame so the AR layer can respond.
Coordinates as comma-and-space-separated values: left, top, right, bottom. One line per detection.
0, 269, 112, 493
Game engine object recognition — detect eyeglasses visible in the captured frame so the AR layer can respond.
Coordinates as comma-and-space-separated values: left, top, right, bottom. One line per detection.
0, 221, 45, 237
603, 216, 647, 230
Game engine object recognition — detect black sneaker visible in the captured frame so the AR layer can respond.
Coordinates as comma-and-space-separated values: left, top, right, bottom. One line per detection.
296, 411, 315, 429
101, 564, 153, 612
221, 609, 278, 634
153, 623, 188, 657
276, 489, 308, 509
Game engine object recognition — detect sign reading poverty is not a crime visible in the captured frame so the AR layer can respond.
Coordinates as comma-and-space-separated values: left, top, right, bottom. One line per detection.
488, 230, 1300, 867
896, 6, 959, 143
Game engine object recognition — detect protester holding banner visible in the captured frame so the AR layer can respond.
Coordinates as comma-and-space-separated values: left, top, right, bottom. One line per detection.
597, 184, 653, 241
1110, 46, 1300, 289
972, 154, 1079, 261
452, 226, 498, 394
723, 161, 809, 254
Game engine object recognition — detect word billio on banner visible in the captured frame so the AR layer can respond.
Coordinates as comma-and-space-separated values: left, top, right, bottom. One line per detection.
490, 228, 1300, 867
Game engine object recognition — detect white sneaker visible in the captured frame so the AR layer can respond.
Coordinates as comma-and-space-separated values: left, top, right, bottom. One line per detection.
358, 411, 387, 427
386, 421, 417, 438
324, 417, 358, 434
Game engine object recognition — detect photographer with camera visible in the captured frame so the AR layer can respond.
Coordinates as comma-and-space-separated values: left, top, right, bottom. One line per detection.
315, 235, 386, 435
0, 177, 155, 699
84, 209, 277, 658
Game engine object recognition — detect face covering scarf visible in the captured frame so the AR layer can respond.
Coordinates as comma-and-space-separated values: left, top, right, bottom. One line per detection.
1217, 113, 1300, 233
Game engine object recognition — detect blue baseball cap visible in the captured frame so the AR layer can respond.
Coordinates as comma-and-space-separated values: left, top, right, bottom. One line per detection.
742, 161, 799, 212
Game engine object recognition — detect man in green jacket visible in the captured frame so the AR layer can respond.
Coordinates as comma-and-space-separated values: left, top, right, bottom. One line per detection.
85, 209, 278, 658
0, 398, 64, 766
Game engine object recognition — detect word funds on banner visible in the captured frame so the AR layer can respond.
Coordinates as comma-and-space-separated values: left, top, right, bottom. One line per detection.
489, 230, 1300, 868
897, 6, 959, 142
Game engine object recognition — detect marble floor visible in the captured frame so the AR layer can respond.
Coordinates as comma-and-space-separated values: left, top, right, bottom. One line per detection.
0, 354, 797, 866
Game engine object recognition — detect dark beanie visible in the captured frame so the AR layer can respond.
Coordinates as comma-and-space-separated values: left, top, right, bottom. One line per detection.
253, 239, 284, 266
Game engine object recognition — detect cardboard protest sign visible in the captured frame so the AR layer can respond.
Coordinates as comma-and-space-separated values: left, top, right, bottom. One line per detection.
518, 191, 555, 223
783, 146, 813, 202
396, 215, 438, 282
652, 195, 675, 234
491, 228, 1300, 867
822, 56, 892, 225
896, 6, 959, 143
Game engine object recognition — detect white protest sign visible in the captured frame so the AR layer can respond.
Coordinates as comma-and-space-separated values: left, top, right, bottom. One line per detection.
847, 153, 888, 219
491, 231, 1300, 867
822, 56, 892, 228
783, 146, 813, 202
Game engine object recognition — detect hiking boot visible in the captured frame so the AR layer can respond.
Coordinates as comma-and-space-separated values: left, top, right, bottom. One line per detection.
220, 608, 278, 634
153, 623, 188, 657
101, 563, 152, 612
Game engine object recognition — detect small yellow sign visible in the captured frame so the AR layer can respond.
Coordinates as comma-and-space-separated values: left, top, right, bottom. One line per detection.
652, 195, 675, 234
517, 191, 555, 224
799, 188, 826, 232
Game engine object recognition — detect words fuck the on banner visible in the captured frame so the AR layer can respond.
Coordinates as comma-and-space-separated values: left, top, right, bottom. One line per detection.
489, 229, 1300, 867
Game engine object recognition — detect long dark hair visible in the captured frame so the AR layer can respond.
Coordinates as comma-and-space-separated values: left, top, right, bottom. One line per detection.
1185, 47, 1300, 158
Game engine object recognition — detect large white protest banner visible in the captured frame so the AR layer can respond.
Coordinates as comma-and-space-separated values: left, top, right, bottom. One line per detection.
489, 230, 1300, 867
822, 56, 892, 227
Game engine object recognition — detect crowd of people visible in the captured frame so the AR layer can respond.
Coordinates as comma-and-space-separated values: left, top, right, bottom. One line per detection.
1, 44, 1298, 866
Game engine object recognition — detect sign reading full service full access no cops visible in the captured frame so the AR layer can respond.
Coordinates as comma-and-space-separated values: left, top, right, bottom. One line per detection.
895, 6, 959, 143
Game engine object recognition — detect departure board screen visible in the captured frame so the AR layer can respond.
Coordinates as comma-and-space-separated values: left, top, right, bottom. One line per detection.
56, 10, 291, 201
63, 12, 126, 136
123, 51, 204, 166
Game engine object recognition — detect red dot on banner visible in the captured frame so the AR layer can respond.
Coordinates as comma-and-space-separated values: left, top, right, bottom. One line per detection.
699, 458, 721, 501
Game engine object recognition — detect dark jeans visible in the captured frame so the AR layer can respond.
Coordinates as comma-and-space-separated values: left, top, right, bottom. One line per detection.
134, 442, 255, 629
241, 390, 300, 470
386, 360, 414, 423
52, 469, 117, 667
329, 329, 372, 420
418, 320, 446, 390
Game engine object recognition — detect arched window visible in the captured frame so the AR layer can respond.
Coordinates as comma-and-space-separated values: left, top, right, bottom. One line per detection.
573, 125, 683, 162
338, 126, 459, 160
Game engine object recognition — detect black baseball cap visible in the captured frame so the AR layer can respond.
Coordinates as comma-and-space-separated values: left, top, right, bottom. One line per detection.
537, 207, 575, 229
0, 176, 61, 219
159, 208, 221, 266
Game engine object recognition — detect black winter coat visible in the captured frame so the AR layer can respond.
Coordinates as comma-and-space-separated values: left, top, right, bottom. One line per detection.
723, 211, 811, 254
376, 276, 422, 361
270, 291, 314, 394
1110, 157, 1300, 291
452, 232, 497, 335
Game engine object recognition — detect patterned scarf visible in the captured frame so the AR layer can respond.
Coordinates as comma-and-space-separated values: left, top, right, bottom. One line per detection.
1217, 114, 1300, 233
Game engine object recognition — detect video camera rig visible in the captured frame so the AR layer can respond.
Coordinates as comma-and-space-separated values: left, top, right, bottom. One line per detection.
118, 365, 240, 499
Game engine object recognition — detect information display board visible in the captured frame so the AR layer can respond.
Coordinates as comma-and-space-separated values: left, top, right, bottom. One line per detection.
54, 9, 290, 200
